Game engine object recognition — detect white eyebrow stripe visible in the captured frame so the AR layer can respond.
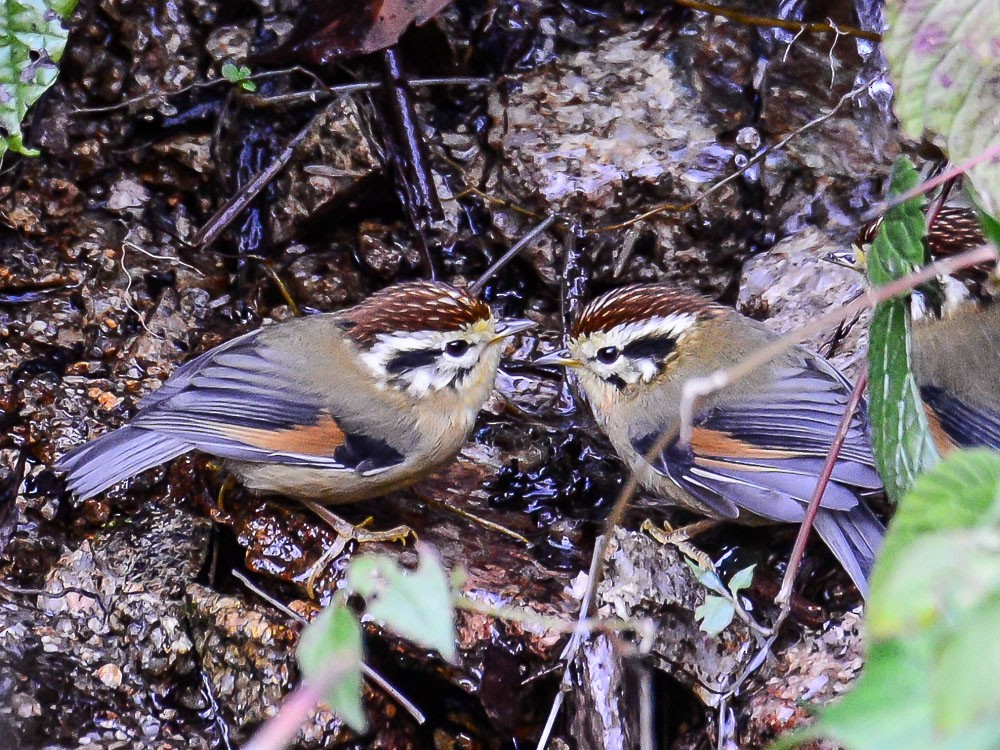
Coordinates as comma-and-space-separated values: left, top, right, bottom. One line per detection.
604, 313, 697, 344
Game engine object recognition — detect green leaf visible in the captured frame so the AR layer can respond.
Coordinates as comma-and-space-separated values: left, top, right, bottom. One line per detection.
221, 60, 256, 92
884, 0, 1000, 218
346, 543, 458, 663
684, 558, 728, 597
0, 0, 77, 163
875, 449, 1000, 570
776, 450, 1000, 750
296, 601, 367, 733
866, 158, 925, 286
694, 595, 735, 636
867, 157, 940, 504
726, 564, 756, 596
977, 209, 1000, 251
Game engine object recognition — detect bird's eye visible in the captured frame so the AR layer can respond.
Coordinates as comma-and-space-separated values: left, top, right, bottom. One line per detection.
445, 340, 470, 357
596, 346, 621, 364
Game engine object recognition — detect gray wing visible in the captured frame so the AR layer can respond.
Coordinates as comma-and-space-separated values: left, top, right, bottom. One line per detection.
56, 328, 404, 499
633, 356, 884, 595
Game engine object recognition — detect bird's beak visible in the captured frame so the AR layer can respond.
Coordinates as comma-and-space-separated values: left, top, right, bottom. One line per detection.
533, 348, 580, 368
492, 318, 536, 342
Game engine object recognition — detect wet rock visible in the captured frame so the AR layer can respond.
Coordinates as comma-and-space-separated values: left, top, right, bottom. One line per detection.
744, 611, 866, 745
269, 97, 381, 245
185, 584, 349, 747
0, 505, 213, 748
737, 226, 870, 379
596, 528, 757, 707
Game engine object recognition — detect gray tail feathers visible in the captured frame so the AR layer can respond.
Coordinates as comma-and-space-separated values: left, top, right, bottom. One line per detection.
813, 502, 885, 600
54, 426, 193, 500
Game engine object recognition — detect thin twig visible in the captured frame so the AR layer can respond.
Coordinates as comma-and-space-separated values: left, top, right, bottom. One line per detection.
192, 122, 311, 250
668, 0, 880, 42
74, 72, 494, 115
534, 533, 608, 750
469, 214, 558, 295
861, 139, 1000, 225
677, 243, 999, 448
776, 367, 869, 607
230, 569, 427, 726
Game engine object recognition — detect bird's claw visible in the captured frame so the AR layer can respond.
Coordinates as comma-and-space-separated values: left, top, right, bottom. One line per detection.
640, 518, 717, 573
300, 500, 417, 597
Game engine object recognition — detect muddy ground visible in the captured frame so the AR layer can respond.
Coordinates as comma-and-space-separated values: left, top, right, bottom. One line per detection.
1, 1, 900, 747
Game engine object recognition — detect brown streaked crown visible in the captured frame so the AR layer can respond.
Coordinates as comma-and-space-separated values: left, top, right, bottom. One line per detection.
341, 281, 491, 346
572, 284, 719, 338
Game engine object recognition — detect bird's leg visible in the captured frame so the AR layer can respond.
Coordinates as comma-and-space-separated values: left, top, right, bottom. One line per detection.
299, 499, 415, 597
640, 518, 718, 572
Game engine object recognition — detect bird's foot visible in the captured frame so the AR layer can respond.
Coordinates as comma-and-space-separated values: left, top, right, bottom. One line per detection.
640, 518, 717, 573
300, 499, 416, 596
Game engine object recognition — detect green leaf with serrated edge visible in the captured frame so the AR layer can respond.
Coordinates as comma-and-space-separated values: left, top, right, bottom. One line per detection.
694, 595, 735, 637
346, 543, 458, 663
884, 0, 1000, 218
0, 0, 77, 163
869, 449, 1000, 614
977, 208, 1000, 251
867, 157, 925, 286
870, 527, 1000, 640
867, 157, 939, 504
726, 564, 756, 596
297, 601, 366, 733
772, 451, 1000, 750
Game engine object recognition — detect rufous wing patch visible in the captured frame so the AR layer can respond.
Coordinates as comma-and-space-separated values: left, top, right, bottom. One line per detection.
922, 402, 958, 456
216, 412, 346, 456
691, 426, 799, 460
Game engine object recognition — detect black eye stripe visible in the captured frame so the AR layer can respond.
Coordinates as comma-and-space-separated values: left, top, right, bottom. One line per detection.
385, 348, 440, 374
621, 335, 677, 361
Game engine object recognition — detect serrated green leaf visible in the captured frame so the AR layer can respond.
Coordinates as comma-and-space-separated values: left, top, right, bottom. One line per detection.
694, 594, 735, 636
869, 527, 1000, 639
884, 0, 1000, 218
0, 0, 77, 163
297, 601, 367, 733
346, 543, 458, 663
866, 159, 925, 286
867, 157, 940, 504
977, 209, 1000, 250
776, 451, 1000, 750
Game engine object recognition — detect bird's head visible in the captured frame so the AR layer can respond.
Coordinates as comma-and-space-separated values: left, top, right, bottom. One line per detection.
535, 284, 719, 402
341, 281, 533, 399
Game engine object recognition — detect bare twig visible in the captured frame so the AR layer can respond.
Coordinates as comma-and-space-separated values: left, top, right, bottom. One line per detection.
776, 367, 869, 607
862, 139, 1000, 224
74, 72, 494, 115
534, 533, 608, 750
667, 0, 880, 42
192, 122, 311, 250
469, 214, 558, 295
